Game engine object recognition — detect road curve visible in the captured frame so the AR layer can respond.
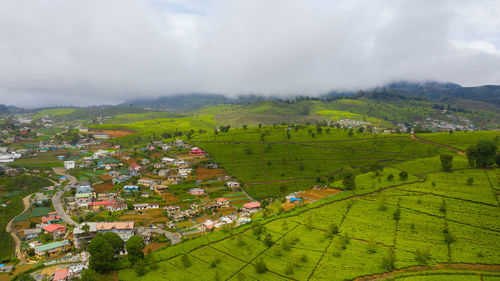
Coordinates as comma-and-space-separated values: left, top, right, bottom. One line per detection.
52, 168, 78, 226
5, 194, 32, 264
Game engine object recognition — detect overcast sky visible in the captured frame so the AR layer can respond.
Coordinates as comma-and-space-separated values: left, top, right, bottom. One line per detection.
1, 0, 500, 107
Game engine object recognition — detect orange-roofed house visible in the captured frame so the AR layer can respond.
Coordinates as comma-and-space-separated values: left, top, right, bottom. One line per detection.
87, 200, 116, 211
43, 224, 67, 239
243, 202, 261, 213
53, 268, 69, 281
216, 197, 230, 206
42, 215, 62, 224
97, 221, 134, 241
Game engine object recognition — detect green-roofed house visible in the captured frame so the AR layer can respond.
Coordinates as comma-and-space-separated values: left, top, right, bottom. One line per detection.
34, 240, 71, 258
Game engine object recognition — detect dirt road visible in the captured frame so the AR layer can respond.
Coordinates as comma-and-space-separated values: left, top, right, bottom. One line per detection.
5, 194, 32, 264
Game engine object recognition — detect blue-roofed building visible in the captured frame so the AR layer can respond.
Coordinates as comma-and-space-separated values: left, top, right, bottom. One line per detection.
123, 185, 139, 192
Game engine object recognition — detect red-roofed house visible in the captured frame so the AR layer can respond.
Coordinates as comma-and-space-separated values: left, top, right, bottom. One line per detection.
42, 215, 62, 224
190, 147, 205, 156
243, 202, 261, 212
43, 224, 67, 239
53, 268, 69, 281
129, 163, 141, 172
216, 197, 230, 206
88, 200, 116, 211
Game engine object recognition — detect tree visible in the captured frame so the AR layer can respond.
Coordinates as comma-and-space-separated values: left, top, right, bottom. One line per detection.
126, 235, 145, 264
80, 269, 100, 281
399, 171, 408, 181
254, 258, 267, 273
279, 185, 288, 196
382, 249, 396, 271
134, 260, 146, 276
102, 232, 124, 255
348, 129, 354, 137
370, 163, 384, 176
387, 174, 394, 181
467, 177, 474, 185
342, 167, 356, 190
440, 154, 453, 172
88, 236, 115, 272
181, 254, 192, 268
264, 233, 273, 247
496, 153, 500, 167
467, 140, 498, 167
393, 208, 401, 221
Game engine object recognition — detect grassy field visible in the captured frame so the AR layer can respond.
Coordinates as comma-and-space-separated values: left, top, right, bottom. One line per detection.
117, 158, 500, 280
189, 126, 453, 198
417, 131, 500, 151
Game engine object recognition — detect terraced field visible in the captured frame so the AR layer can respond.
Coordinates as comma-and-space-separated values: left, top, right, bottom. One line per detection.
117, 157, 500, 280
190, 126, 453, 198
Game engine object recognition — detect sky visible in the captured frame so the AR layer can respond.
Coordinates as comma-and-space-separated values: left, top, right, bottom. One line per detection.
0, 0, 499, 107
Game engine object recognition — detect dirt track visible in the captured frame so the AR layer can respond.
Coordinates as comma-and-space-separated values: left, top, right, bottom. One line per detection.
411, 134, 466, 155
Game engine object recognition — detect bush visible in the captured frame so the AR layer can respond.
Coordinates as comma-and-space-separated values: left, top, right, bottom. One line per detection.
134, 261, 146, 276
415, 247, 430, 264
387, 174, 394, 181
382, 250, 395, 271
393, 208, 401, 221
181, 254, 192, 268
399, 171, 408, 181
467, 177, 474, 185
254, 258, 267, 273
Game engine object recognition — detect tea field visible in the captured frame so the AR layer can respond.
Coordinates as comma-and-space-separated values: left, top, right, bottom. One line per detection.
118, 156, 500, 280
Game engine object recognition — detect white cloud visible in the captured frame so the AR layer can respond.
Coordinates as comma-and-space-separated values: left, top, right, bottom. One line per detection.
0, 0, 499, 107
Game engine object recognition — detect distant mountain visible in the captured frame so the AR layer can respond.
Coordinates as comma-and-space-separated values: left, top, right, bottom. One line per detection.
0, 104, 23, 114
122, 94, 267, 111
384, 81, 500, 106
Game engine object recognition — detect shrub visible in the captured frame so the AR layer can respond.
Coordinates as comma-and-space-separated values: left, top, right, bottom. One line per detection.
254, 258, 267, 273
399, 171, 408, 181
467, 177, 474, 185
393, 208, 401, 221
382, 250, 395, 271
387, 174, 394, 181
181, 254, 192, 268
415, 247, 430, 264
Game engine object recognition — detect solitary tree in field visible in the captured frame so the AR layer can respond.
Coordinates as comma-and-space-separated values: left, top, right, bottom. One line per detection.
342, 167, 356, 190
399, 171, 408, 181
440, 154, 453, 172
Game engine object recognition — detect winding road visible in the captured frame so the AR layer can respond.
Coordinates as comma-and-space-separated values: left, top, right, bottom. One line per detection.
5, 194, 32, 264
51, 168, 78, 226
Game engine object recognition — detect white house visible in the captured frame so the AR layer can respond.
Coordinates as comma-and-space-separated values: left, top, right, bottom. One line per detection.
64, 160, 76, 170
226, 181, 240, 188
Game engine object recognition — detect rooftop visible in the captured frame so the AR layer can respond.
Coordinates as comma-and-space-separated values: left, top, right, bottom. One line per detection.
34, 240, 70, 252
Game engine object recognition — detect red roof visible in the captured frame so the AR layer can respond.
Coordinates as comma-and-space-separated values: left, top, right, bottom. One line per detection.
243, 202, 261, 209
217, 197, 228, 203
43, 224, 67, 233
88, 200, 115, 206
42, 215, 61, 223
53, 268, 69, 281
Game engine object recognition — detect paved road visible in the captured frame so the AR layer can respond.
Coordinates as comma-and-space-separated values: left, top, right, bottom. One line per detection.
52, 168, 78, 226
150, 229, 181, 245
6, 194, 32, 264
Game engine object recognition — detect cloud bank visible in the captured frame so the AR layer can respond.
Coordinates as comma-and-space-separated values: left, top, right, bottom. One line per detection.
1, 0, 500, 107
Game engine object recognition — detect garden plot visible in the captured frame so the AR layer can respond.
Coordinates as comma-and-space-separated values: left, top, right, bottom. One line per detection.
395, 209, 449, 266
260, 246, 322, 280
448, 221, 500, 264
446, 198, 500, 231
210, 233, 268, 262
340, 199, 397, 246
311, 238, 387, 280
401, 170, 498, 205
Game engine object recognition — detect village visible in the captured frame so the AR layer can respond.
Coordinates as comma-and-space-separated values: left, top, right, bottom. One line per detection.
0, 114, 338, 280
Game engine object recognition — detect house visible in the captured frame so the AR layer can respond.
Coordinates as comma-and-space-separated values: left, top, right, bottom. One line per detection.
34, 240, 71, 258
107, 203, 127, 212
129, 163, 141, 172
174, 160, 189, 168
73, 222, 97, 248
75, 193, 93, 206
166, 173, 181, 184
64, 160, 75, 170
161, 157, 176, 164
164, 205, 180, 215
93, 133, 109, 140
76, 185, 94, 194
243, 202, 261, 212
24, 228, 42, 240
34, 193, 50, 206
216, 197, 230, 206
0, 265, 13, 273
41, 215, 62, 224
141, 192, 150, 198
188, 188, 205, 196
97, 221, 134, 241
123, 185, 139, 192
216, 175, 231, 181
158, 169, 169, 177
190, 147, 205, 156
226, 181, 240, 188
134, 203, 159, 210
53, 268, 69, 281
137, 178, 156, 188
154, 184, 168, 194
112, 175, 130, 184
98, 192, 117, 201
88, 200, 115, 211
135, 227, 152, 242
42, 224, 67, 239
